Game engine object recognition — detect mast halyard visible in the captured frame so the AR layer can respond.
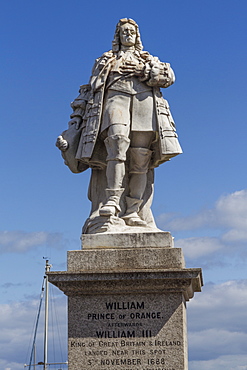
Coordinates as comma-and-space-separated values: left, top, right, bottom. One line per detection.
24, 259, 68, 369
43, 259, 51, 370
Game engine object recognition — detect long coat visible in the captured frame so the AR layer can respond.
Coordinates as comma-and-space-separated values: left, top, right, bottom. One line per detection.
68, 50, 182, 172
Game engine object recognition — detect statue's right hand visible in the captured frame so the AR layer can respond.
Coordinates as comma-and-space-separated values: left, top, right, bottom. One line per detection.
68, 116, 82, 129
56, 136, 68, 151
120, 61, 144, 77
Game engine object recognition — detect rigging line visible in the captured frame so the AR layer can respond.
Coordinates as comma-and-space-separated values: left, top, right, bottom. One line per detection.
51, 284, 67, 367
25, 306, 37, 365
55, 288, 68, 362
50, 285, 56, 366
28, 276, 46, 370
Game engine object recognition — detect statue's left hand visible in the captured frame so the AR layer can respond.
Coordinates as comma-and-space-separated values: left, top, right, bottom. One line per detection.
56, 136, 68, 151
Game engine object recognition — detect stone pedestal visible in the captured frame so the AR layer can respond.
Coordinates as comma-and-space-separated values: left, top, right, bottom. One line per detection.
48, 232, 203, 370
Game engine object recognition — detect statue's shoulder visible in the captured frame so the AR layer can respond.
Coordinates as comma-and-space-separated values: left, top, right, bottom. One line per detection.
140, 51, 162, 63
95, 50, 114, 63
103, 50, 114, 58
140, 50, 151, 60
91, 50, 115, 75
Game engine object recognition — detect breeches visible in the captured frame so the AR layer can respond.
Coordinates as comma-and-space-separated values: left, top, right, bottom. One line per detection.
101, 89, 157, 133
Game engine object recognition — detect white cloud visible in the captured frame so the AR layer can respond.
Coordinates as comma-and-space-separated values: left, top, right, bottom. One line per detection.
188, 280, 247, 331
157, 208, 215, 231
158, 189, 247, 262
215, 190, 247, 230
0, 231, 63, 253
159, 189, 247, 240
222, 228, 247, 243
189, 355, 247, 370
0, 359, 23, 370
1, 280, 247, 369
189, 329, 247, 361
187, 280, 247, 364
0, 294, 67, 370
216, 190, 247, 243
175, 236, 224, 259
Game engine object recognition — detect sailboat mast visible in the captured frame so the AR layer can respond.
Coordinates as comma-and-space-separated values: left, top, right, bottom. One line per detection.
33, 343, 36, 370
43, 259, 51, 370
25, 259, 68, 369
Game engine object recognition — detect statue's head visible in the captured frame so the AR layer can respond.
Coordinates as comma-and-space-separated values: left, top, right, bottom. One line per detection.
112, 18, 143, 53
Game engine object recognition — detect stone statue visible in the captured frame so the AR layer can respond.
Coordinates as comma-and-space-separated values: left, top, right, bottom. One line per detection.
56, 18, 182, 234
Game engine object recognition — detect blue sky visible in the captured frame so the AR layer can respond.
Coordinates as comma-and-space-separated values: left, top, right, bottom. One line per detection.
1, 0, 247, 369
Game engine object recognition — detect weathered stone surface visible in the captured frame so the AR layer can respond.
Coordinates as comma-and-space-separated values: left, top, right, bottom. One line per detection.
68, 247, 185, 272
56, 18, 182, 234
81, 231, 173, 249
52, 15, 202, 370
67, 293, 188, 370
49, 265, 202, 370
48, 238, 203, 370
48, 267, 202, 300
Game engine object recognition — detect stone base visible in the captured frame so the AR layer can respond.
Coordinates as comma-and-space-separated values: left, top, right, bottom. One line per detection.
81, 231, 173, 249
48, 232, 203, 370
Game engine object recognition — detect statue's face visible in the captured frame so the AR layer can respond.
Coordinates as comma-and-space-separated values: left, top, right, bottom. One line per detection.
119, 23, 137, 47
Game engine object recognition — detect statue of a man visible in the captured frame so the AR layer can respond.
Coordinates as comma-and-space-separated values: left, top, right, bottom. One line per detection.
56, 18, 182, 234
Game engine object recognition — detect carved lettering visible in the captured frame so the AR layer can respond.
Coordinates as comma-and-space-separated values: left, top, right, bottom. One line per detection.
155, 340, 182, 346
105, 301, 144, 310
121, 340, 146, 347
101, 358, 142, 365
96, 330, 135, 338
112, 349, 128, 356
99, 341, 119, 347
130, 312, 161, 319
84, 350, 107, 356
108, 322, 142, 327
88, 313, 115, 320
70, 341, 85, 347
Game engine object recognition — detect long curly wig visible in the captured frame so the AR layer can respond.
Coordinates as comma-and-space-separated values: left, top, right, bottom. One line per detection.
112, 18, 143, 54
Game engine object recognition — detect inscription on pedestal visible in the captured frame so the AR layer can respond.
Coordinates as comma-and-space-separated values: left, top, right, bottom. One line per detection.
48, 237, 202, 370
69, 294, 186, 369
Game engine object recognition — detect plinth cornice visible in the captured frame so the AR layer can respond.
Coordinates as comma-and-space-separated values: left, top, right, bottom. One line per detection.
48, 268, 202, 301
